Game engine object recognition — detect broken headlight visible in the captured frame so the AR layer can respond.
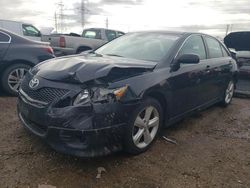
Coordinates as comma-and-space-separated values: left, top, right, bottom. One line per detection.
92, 85, 129, 102
73, 85, 129, 105
73, 89, 90, 105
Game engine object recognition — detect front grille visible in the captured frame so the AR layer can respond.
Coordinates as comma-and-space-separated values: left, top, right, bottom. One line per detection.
21, 74, 69, 104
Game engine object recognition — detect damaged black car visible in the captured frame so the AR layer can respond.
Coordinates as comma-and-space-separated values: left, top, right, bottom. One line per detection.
17, 31, 238, 157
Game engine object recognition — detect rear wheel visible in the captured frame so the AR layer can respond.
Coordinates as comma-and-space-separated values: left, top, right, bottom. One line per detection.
1, 64, 30, 96
124, 97, 163, 154
221, 80, 235, 107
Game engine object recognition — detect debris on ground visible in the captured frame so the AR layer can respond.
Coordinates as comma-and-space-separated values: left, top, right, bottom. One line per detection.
162, 136, 178, 145
96, 167, 107, 179
38, 184, 56, 188
1, 97, 250, 187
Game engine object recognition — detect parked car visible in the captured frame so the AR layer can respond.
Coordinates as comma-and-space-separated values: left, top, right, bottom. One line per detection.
236, 51, 250, 79
0, 20, 42, 41
0, 29, 55, 95
224, 31, 250, 95
42, 28, 125, 56
224, 32, 250, 78
17, 31, 237, 157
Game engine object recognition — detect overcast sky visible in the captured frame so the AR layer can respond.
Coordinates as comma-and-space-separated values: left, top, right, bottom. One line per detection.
0, 0, 250, 37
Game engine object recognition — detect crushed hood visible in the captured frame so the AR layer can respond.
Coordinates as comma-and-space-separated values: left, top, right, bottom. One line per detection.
32, 54, 157, 83
224, 32, 250, 51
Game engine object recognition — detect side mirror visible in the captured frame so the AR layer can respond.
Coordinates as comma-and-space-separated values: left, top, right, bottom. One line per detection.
177, 54, 200, 64
171, 54, 200, 72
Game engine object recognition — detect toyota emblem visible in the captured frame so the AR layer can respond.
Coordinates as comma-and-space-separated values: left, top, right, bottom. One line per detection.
29, 78, 39, 89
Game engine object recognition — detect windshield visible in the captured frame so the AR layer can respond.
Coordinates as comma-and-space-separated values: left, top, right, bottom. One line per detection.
96, 33, 180, 62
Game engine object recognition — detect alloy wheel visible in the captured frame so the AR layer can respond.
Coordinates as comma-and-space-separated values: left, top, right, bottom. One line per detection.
225, 81, 234, 104
8, 68, 28, 93
132, 106, 160, 149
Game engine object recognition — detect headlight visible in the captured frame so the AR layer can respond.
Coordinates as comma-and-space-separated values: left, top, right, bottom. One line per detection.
73, 85, 129, 105
73, 89, 90, 105
96, 85, 128, 101
113, 85, 128, 100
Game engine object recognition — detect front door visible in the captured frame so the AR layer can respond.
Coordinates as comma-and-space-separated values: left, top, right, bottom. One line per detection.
168, 34, 208, 118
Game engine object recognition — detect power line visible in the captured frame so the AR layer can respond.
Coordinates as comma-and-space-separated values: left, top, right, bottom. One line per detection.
81, 0, 85, 29
56, 0, 64, 33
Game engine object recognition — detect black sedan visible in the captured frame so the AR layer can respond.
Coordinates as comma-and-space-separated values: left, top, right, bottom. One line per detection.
0, 28, 55, 95
17, 31, 238, 157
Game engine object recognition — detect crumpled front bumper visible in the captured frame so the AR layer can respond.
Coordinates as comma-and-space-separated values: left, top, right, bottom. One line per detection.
17, 96, 140, 157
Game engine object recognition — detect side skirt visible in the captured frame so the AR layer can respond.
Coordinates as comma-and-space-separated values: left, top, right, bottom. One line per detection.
164, 97, 222, 127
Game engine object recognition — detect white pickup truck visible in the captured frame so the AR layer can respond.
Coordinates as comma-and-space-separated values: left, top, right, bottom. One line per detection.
0, 20, 42, 41
42, 28, 125, 56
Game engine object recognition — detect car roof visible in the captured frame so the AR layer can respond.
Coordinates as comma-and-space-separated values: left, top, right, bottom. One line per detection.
85, 28, 123, 32
0, 19, 30, 25
126, 30, 200, 36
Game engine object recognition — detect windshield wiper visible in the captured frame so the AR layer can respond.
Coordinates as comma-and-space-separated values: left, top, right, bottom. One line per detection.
106, 54, 124, 57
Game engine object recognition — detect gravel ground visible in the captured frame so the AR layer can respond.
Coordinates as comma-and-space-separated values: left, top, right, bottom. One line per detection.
0, 95, 249, 188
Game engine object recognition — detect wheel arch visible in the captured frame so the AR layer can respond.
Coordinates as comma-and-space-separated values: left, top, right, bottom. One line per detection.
143, 90, 168, 125
1, 59, 33, 75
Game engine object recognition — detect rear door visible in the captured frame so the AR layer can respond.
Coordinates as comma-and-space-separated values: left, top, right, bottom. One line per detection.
0, 31, 11, 60
202, 35, 232, 102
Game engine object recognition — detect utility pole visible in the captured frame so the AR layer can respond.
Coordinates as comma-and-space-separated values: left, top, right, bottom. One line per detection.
57, 0, 64, 33
81, 0, 85, 29
54, 12, 58, 33
225, 24, 230, 36
106, 17, 109, 29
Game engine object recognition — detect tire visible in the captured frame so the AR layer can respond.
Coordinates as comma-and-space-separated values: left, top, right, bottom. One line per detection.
221, 80, 235, 107
1, 63, 31, 96
124, 97, 163, 155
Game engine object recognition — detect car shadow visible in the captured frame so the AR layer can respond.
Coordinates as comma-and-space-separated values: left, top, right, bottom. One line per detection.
0, 90, 12, 97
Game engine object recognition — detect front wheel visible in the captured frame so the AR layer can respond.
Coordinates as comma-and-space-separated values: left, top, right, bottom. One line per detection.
124, 97, 163, 155
221, 80, 235, 107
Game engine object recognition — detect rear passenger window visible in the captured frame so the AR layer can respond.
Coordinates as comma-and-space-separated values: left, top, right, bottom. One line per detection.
82, 29, 102, 39
105, 30, 117, 41
117, 31, 125, 37
0, 32, 10, 42
205, 37, 223, 58
179, 35, 206, 60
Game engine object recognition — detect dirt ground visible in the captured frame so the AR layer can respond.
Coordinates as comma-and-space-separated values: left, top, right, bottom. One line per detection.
0, 94, 249, 188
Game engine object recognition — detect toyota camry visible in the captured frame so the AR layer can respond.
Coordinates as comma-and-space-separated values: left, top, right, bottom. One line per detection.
17, 31, 238, 157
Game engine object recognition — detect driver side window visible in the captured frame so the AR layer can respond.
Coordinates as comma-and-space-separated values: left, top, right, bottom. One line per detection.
179, 35, 206, 60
